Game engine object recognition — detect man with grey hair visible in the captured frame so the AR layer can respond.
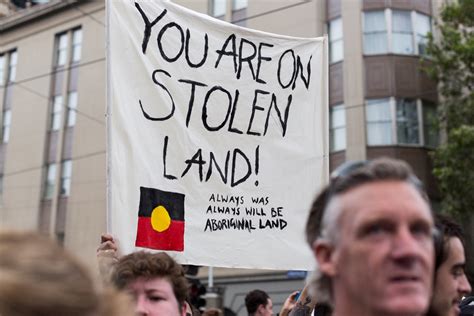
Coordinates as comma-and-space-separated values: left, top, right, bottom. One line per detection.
305, 158, 435, 316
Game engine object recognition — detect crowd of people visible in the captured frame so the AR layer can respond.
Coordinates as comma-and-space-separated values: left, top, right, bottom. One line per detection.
0, 157, 472, 316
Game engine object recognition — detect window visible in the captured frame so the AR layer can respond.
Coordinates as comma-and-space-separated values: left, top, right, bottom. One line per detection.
7, 51, 17, 83
330, 104, 346, 152
416, 13, 431, 56
2, 110, 11, 143
56, 33, 68, 66
232, 0, 247, 26
44, 163, 57, 199
366, 98, 392, 145
51, 95, 63, 131
0, 55, 5, 86
363, 10, 388, 55
366, 98, 438, 146
329, 18, 343, 63
66, 92, 78, 127
392, 10, 413, 55
363, 10, 431, 56
396, 99, 418, 144
60, 160, 72, 196
232, 0, 247, 11
211, 0, 226, 18
71, 28, 82, 63
422, 101, 438, 147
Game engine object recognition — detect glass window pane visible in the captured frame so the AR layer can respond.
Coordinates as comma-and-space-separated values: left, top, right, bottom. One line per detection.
330, 105, 346, 151
392, 33, 414, 54
416, 14, 431, 55
51, 96, 63, 130
392, 11, 413, 55
58, 33, 68, 49
331, 40, 344, 62
331, 128, 346, 151
212, 0, 226, 17
2, 110, 11, 143
392, 11, 412, 32
364, 11, 386, 32
44, 163, 56, 199
3, 110, 11, 125
67, 92, 78, 127
330, 18, 343, 41
366, 99, 391, 121
366, 99, 392, 145
60, 160, 72, 196
8, 51, 17, 82
364, 11, 387, 55
72, 29, 82, 45
57, 48, 67, 66
72, 45, 81, 62
232, 0, 247, 10
367, 122, 392, 145
396, 99, 419, 144
331, 105, 345, 128
71, 29, 82, 63
0, 55, 4, 86
329, 18, 343, 62
364, 33, 388, 54
416, 13, 431, 36
57, 34, 68, 66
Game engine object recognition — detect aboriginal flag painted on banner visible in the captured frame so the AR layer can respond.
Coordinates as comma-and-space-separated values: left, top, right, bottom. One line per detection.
135, 187, 185, 251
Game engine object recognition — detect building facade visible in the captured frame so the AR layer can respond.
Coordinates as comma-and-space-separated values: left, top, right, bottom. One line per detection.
2, 0, 465, 315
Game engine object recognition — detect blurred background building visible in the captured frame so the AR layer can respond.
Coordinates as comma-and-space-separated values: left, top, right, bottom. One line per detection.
1, 0, 469, 315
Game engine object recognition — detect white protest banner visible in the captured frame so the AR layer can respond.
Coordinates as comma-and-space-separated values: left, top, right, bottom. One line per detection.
107, 0, 328, 270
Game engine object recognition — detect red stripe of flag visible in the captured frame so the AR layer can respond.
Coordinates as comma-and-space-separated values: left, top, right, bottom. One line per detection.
135, 217, 184, 251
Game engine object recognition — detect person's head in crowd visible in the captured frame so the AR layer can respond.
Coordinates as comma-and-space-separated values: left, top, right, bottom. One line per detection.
245, 289, 273, 316
427, 214, 472, 316
306, 158, 435, 316
0, 230, 133, 316
111, 251, 188, 316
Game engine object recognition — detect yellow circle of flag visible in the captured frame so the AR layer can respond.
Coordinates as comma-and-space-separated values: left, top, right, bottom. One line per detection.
151, 205, 171, 232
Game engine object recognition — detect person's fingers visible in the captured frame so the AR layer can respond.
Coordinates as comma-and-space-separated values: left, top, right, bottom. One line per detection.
101, 233, 114, 243
97, 240, 118, 253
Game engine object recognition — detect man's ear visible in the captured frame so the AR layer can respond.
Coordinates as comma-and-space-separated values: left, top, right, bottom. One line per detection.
256, 303, 265, 315
313, 240, 337, 276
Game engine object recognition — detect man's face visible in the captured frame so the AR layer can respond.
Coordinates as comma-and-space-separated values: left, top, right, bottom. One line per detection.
430, 237, 472, 316
316, 180, 434, 316
127, 276, 185, 316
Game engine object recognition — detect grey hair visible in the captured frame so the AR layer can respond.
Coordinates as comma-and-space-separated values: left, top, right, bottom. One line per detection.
306, 157, 429, 305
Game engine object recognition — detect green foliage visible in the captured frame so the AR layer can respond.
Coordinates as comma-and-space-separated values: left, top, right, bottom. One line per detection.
426, 0, 474, 218
433, 126, 474, 217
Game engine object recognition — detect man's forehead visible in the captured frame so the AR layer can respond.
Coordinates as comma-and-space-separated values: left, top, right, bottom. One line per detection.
338, 180, 432, 227
445, 236, 466, 263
